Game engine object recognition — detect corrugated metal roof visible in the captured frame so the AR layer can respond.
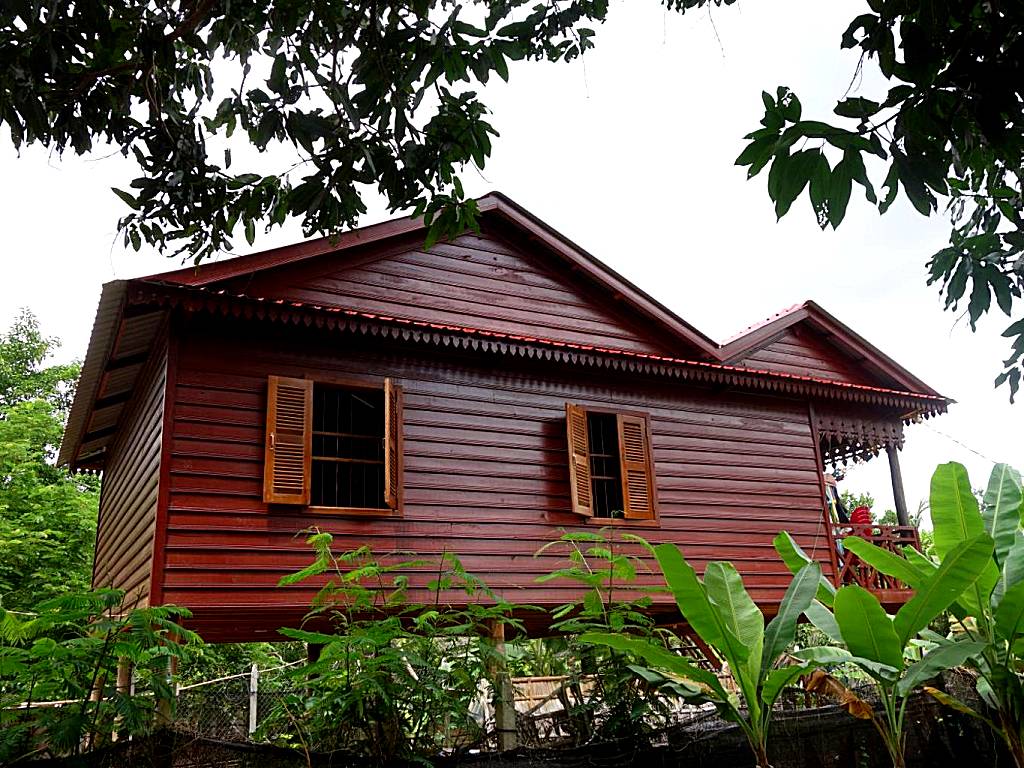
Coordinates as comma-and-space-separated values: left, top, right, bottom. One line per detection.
58, 196, 951, 469
58, 282, 128, 467
58, 283, 168, 470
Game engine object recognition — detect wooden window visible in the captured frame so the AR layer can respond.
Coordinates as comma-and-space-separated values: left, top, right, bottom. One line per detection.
263, 376, 313, 504
263, 375, 402, 512
565, 404, 656, 521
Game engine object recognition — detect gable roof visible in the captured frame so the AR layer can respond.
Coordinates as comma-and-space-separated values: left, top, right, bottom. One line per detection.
58, 193, 949, 470
148, 191, 720, 360
719, 301, 941, 397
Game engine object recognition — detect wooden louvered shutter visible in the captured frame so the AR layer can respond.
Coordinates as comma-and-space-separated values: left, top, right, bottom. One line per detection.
263, 376, 313, 504
617, 414, 655, 520
565, 403, 593, 517
384, 378, 403, 510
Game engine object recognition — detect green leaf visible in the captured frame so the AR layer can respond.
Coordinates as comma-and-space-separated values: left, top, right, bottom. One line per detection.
735, 137, 777, 177
982, 463, 1023, 566
653, 544, 728, 650
994, 581, 1024, 641
793, 645, 900, 679
269, 54, 287, 95
808, 153, 831, 225
773, 532, 835, 607
580, 632, 730, 702
879, 162, 900, 214
761, 664, 809, 709
930, 462, 1000, 608
843, 148, 877, 204
893, 534, 994, 645
804, 600, 843, 643
774, 149, 820, 218
111, 188, 140, 210
275, 627, 338, 645
792, 645, 853, 665
994, 534, 1024, 606
827, 157, 853, 228
924, 687, 997, 728
931, 463, 986, 561
842, 537, 925, 589
762, 562, 820, 677
704, 561, 764, 679
834, 97, 882, 119
896, 641, 986, 696
834, 585, 903, 670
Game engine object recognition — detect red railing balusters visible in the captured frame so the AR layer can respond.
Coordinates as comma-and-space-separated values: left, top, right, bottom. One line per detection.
832, 525, 921, 598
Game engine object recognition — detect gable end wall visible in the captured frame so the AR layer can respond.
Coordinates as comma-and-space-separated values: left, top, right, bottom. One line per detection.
735, 327, 873, 385
91, 338, 167, 608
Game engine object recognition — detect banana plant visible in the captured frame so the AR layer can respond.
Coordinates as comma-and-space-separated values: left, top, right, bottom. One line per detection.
834, 462, 1024, 767
581, 543, 828, 768
811, 532, 992, 767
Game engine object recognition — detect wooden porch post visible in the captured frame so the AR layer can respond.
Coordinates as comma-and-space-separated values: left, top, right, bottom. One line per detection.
886, 444, 911, 528
486, 620, 518, 752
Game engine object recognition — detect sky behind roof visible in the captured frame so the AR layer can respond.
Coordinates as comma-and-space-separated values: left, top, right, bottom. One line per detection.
1, 0, 1018, 516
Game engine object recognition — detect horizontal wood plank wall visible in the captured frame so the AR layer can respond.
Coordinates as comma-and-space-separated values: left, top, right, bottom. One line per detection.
212, 229, 678, 355
91, 339, 167, 608
163, 318, 834, 641
737, 327, 872, 385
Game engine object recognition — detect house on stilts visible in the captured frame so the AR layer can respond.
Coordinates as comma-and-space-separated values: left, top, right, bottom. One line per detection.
59, 192, 949, 643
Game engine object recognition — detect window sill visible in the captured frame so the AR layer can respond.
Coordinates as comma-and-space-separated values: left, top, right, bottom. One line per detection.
306, 506, 400, 518
584, 517, 660, 528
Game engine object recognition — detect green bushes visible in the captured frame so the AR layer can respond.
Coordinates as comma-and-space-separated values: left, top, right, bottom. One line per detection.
0, 589, 197, 762
259, 532, 525, 762
535, 531, 682, 742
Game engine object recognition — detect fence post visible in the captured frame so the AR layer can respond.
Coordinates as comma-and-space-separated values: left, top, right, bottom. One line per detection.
486, 620, 518, 752
156, 654, 178, 727
248, 663, 259, 737
112, 657, 131, 742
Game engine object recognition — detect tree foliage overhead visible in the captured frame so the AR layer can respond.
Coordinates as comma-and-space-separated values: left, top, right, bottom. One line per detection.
0, 311, 98, 610
729, 1, 1024, 396
1, 0, 1021, 391
1, 0, 620, 258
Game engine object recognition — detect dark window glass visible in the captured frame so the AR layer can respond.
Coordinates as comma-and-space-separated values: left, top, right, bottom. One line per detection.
311, 385, 386, 508
587, 411, 623, 518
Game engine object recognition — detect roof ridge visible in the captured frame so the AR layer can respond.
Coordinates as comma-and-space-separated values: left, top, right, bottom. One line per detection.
720, 302, 807, 345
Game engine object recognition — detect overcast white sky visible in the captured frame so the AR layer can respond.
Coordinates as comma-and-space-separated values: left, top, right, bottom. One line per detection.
0, 0, 1019, 516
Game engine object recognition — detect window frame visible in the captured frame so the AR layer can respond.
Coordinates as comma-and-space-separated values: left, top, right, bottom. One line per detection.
263, 373, 403, 517
565, 402, 659, 526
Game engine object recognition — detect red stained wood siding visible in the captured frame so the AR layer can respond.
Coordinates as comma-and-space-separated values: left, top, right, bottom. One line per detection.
161, 317, 834, 641
209, 229, 679, 355
734, 327, 872, 385
91, 339, 167, 607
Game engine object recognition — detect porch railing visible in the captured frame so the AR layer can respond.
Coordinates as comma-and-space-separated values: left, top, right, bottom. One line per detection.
832, 525, 921, 596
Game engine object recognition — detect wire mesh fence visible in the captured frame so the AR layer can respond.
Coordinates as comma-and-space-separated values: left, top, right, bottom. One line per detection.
173, 660, 303, 743
167, 659, 945, 752
21, 691, 1007, 768
15, 658, 995, 767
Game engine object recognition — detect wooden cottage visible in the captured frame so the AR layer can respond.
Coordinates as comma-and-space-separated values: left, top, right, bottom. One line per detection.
59, 193, 949, 642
